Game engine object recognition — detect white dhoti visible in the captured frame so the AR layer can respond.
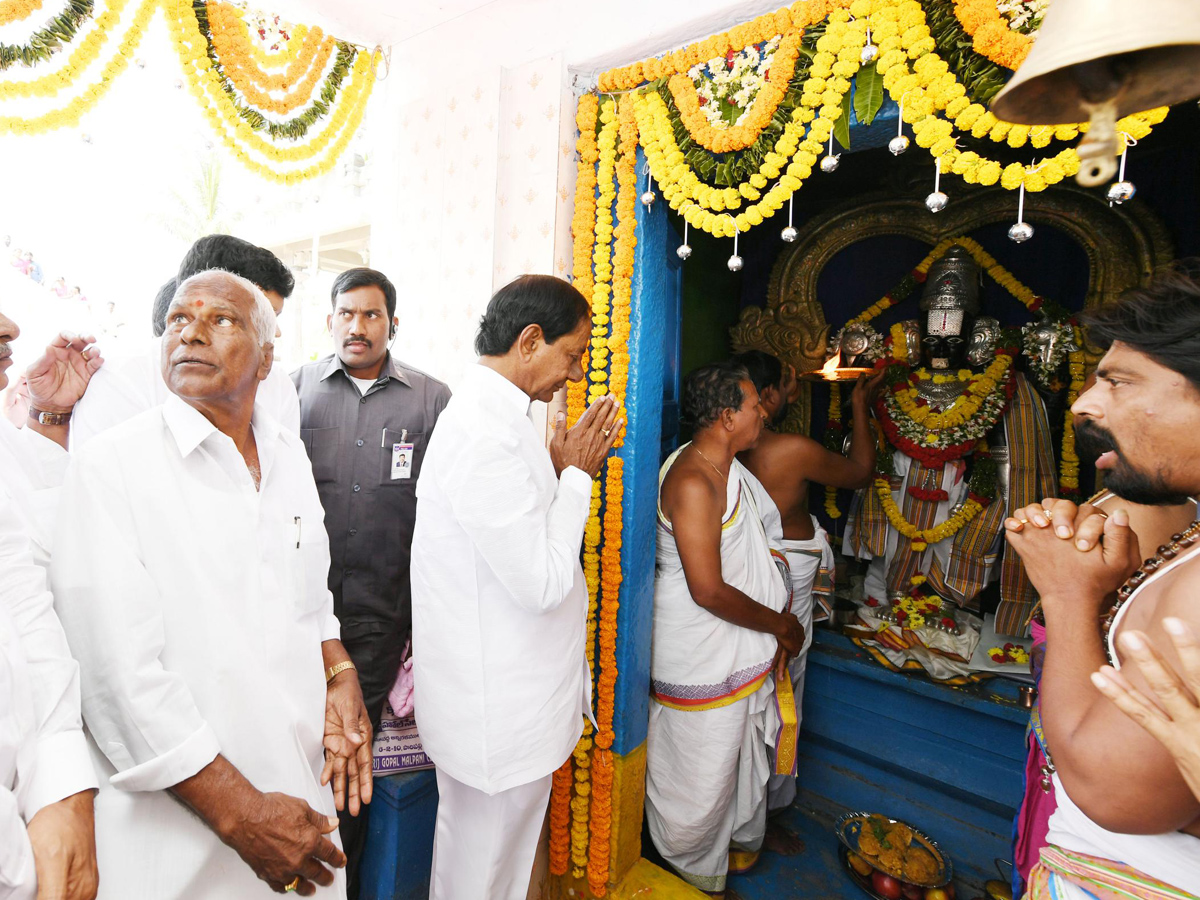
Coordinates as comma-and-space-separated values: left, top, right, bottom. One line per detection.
430, 769, 552, 900
767, 519, 834, 811
646, 447, 788, 893
646, 690, 771, 894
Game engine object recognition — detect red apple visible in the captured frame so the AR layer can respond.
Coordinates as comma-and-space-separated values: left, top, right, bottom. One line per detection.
872, 871, 903, 900
901, 883, 924, 900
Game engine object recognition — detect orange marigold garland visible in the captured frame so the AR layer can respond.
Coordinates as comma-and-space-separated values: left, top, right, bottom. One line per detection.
952, 0, 1032, 71
666, 29, 803, 154
568, 93, 600, 426
548, 758, 574, 877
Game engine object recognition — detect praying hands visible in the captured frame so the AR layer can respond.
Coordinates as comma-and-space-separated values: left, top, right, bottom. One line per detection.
1091, 620, 1200, 804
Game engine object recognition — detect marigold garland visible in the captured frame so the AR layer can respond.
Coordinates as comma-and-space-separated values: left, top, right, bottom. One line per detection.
567, 94, 600, 426
824, 383, 843, 519
208, 0, 329, 98
0, 0, 155, 135
0, 0, 41, 27
875, 475, 983, 547
667, 29, 803, 154
548, 758, 574, 877
587, 99, 619, 403
952, 0, 1031, 70
1060, 331, 1085, 496
0, 0, 131, 102
0, 0, 92, 71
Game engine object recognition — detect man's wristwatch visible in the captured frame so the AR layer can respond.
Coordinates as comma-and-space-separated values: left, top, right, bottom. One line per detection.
326, 660, 356, 684
29, 406, 71, 426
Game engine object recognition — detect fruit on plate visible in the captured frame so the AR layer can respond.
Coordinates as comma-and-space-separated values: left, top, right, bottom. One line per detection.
901, 883, 924, 900
848, 851, 874, 877
985, 879, 1013, 900
872, 871, 903, 900
925, 887, 956, 900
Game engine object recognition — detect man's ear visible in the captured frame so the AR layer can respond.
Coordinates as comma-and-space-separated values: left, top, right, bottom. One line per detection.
721, 406, 737, 431
258, 342, 275, 382
516, 323, 545, 361
326, 313, 333, 334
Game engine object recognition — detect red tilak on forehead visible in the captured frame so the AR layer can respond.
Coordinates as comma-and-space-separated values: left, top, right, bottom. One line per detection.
193, 300, 204, 307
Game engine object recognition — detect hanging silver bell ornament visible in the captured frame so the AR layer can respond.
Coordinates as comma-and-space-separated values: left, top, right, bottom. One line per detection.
1106, 181, 1136, 204
677, 220, 693, 260
925, 191, 949, 213
860, 42, 879, 65
80, 133, 92, 144
640, 189, 656, 207
724, 215, 743, 272
1008, 221, 1035, 243
1008, 180, 1034, 242
135, 58, 146, 69
820, 154, 841, 173
780, 195, 798, 242
888, 134, 910, 156
1106, 135, 1137, 205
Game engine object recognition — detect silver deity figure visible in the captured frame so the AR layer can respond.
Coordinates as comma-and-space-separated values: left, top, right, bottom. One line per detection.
828, 323, 882, 367
1023, 319, 1080, 369
966, 316, 1002, 367
898, 319, 922, 361
918, 246, 983, 369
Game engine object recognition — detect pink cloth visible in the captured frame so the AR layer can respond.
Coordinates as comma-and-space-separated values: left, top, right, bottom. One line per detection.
1014, 619, 1055, 893
388, 641, 414, 717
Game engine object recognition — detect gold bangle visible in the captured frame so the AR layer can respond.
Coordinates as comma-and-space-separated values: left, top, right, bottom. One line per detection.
325, 660, 356, 684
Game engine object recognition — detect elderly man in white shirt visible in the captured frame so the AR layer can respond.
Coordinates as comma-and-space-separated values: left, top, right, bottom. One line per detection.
51, 270, 372, 899
0, 310, 102, 900
411, 274, 623, 900
70, 235, 301, 448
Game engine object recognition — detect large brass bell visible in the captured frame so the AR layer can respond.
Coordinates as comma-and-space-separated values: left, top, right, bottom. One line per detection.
991, 0, 1200, 187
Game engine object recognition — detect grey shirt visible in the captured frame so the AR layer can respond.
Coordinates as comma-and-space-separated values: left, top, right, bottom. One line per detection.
292, 353, 451, 637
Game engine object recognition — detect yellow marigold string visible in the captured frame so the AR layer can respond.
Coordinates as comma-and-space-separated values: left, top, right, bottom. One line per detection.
875, 477, 983, 546
208, 1, 329, 97
825, 383, 842, 519
567, 93, 600, 426
1060, 330, 1085, 494
587, 99, 619, 404
666, 29, 803, 154
894, 355, 1012, 432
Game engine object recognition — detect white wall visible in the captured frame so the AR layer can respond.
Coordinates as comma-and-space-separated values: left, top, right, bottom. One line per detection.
367, 0, 788, 394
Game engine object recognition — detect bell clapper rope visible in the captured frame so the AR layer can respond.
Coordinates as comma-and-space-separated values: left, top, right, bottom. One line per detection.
725, 215, 743, 272
1106, 133, 1137, 205
781, 195, 798, 242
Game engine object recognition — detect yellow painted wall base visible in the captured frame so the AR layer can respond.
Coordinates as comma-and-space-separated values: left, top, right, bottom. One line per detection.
609, 858, 711, 900
608, 741, 647, 884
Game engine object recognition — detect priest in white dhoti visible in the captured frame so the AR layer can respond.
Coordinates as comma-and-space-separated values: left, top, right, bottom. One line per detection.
51, 271, 372, 899
647, 361, 803, 897
411, 274, 622, 900
0, 311, 101, 899
70, 235, 300, 448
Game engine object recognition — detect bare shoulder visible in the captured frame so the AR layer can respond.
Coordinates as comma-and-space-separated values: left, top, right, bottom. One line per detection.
661, 457, 721, 517
1154, 557, 1200, 625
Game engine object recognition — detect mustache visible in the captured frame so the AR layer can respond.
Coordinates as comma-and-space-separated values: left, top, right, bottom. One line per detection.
1074, 419, 1119, 460
0, 342, 10, 360
343, 336, 371, 347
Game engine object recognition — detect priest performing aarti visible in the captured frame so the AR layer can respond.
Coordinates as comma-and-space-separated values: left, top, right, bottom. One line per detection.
843, 245, 1058, 677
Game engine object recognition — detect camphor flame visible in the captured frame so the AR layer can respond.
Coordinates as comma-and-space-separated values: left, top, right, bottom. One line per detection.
820, 352, 842, 379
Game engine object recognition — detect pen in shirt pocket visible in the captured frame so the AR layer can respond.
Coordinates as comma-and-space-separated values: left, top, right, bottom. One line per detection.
295, 516, 301, 548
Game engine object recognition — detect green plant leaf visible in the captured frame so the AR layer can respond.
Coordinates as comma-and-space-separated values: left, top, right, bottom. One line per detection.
834, 90, 852, 151
853, 63, 884, 126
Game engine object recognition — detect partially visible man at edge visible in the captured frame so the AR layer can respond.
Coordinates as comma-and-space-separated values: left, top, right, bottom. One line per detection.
647, 361, 804, 898
0, 310, 101, 900
411, 274, 621, 900
732, 350, 878, 813
292, 267, 451, 899
70, 235, 301, 447
1003, 264, 1200, 900
51, 271, 371, 899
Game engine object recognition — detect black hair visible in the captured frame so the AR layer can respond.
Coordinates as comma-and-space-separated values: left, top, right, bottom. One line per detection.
151, 277, 178, 338
474, 274, 589, 357
1085, 260, 1200, 391
331, 267, 397, 321
681, 362, 750, 430
176, 234, 294, 299
730, 349, 783, 395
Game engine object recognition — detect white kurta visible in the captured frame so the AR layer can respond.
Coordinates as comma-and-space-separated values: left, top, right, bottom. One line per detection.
1, 599, 38, 900
70, 336, 300, 448
410, 364, 592, 796
50, 394, 344, 900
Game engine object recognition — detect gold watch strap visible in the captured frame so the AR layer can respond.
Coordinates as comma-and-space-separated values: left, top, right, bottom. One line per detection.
326, 660, 356, 683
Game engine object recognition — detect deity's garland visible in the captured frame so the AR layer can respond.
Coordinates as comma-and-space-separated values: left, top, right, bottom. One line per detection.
1060, 332, 1085, 496
567, 93, 601, 426
824, 385, 843, 519
0, 0, 155, 135
951, 0, 1032, 70
667, 29, 803, 154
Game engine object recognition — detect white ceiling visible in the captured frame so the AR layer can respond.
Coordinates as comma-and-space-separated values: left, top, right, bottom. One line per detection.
267, 0, 500, 48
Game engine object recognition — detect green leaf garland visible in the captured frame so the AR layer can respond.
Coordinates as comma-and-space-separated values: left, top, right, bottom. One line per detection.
853, 62, 884, 126
0, 0, 94, 71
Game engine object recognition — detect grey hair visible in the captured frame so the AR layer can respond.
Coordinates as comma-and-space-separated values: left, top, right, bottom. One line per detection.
172, 270, 277, 346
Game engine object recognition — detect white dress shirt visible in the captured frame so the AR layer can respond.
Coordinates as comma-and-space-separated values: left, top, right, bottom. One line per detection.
0, 419, 69, 564
70, 336, 301, 449
411, 364, 593, 795
51, 394, 344, 900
